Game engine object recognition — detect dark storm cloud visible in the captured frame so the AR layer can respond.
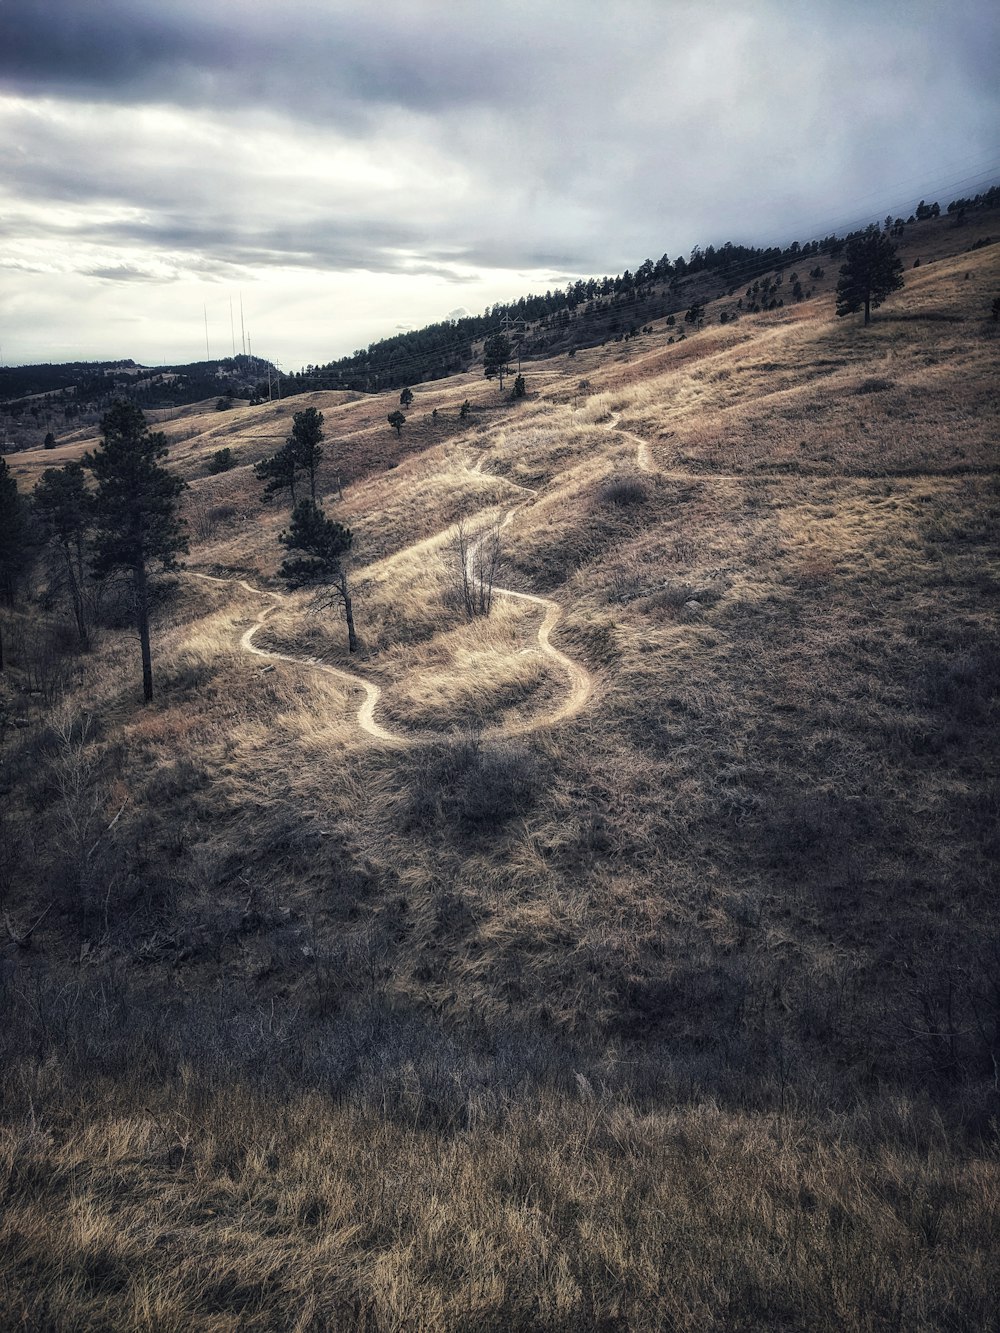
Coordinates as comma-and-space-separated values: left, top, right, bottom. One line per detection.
2, 0, 998, 367
4, 4, 999, 227
0, 0, 525, 122
83, 264, 174, 283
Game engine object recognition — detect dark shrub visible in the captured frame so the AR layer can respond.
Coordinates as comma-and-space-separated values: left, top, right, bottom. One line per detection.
405, 736, 543, 831
207, 447, 234, 474
598, 475, 649, 507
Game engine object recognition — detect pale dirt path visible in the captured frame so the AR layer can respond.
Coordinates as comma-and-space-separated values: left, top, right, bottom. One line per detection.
605, 412, 655, 474
603, 411, 842, 483
186, 572, 404, 745
186, 451, 594, 746
463, 464, 593, 733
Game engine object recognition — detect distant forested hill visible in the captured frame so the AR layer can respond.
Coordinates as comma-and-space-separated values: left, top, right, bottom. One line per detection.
294, 186, 999, 395
0, 356, 277, 451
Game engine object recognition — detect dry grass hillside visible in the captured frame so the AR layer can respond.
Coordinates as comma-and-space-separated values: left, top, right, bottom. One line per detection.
1, 217, 999, 1329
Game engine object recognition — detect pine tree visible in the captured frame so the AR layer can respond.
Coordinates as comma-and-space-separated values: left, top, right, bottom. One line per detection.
254, 440, 301, 509
289, 407, 324, 499
84, 402, 187, 703
254, 408, 324, 506
835, 227, 904, 326
33, 461, 93, 649
279, 499, 356, 653
0, 458, 32, 672
483, 333, 512, 391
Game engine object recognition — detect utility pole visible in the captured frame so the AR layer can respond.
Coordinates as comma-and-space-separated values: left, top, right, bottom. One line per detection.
499, 311, 526, 373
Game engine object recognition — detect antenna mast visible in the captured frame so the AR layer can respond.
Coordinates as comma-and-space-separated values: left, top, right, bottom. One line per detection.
204, 306, 210, 360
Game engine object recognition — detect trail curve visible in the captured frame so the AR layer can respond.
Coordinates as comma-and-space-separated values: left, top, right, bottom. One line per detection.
186, 451, 593, 746
186, 572, 403, 745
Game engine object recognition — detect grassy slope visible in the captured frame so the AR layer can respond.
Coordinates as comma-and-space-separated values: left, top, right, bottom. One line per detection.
2, 216, 999, 1330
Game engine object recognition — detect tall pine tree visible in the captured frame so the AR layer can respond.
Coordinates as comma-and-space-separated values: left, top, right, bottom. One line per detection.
279, 499, 356, 653
34, 461, 94, 649
85, 402, 187, 703
0, 458, 32, 672
289, 407, 324, 500
835, 227, 904, 325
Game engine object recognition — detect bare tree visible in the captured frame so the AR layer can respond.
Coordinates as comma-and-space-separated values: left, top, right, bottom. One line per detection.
453, 516, 503, 617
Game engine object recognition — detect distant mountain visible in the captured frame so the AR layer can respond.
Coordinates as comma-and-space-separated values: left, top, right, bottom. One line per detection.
0, 355, 279, 452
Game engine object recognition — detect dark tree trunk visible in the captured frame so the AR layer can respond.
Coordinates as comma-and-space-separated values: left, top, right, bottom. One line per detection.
62, 541, 89, 649
340, 573, 357, 654
134, 559, 154, 703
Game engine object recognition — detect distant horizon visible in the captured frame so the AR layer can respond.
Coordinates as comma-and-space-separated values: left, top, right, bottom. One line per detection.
2, 165, 997, 375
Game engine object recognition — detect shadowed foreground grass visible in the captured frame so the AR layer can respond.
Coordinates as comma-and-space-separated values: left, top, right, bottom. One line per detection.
3, 1061, 998, 1332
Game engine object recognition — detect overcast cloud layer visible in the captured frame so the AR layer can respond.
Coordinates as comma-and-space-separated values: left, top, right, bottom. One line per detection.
1, 0, 998, 369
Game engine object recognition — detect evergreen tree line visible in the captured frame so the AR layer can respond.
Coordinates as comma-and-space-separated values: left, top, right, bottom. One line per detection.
1, 358, 278, 440
296, 190, 984, 394
0, 403, 187, 702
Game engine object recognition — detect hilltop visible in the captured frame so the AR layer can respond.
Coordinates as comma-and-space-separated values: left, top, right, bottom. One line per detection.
1, 211, 998, 1330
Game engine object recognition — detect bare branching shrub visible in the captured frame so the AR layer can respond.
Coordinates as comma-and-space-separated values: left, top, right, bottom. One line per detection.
12, 616, 76, 703
189, 497, 219, 543
452, 516, 502, 617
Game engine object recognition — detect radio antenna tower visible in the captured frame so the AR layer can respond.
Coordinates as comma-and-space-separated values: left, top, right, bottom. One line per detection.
203, 306, 210, 360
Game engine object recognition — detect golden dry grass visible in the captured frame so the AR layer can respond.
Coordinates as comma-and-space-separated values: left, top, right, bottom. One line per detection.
3, 1069, 997, 1331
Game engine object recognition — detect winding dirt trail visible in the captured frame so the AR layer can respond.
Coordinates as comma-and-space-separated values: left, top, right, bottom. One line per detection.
187, 451, 593, 746
608, 413, 773, 487
186, 571, 404, 744
463, 461, 592, 735
606, 412, 655, 472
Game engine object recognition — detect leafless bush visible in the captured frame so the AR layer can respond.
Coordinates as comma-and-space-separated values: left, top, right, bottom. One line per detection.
11, 616, 75, 703
452, 516, 502, 617
188, 497, 219, 543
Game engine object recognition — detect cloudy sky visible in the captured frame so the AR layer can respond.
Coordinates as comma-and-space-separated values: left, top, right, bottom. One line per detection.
1, 0, 997, 371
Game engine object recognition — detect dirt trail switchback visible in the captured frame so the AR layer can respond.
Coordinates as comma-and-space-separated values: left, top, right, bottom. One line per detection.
187, 450, 593, 746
